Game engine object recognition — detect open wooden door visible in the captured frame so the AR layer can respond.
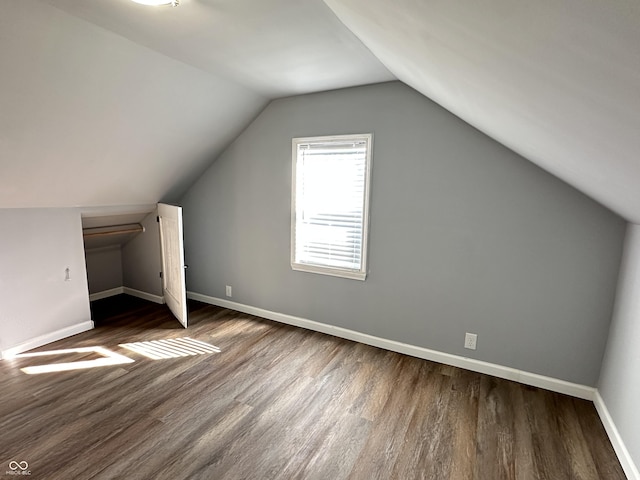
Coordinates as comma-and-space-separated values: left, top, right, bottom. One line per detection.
158, 203, 187, 328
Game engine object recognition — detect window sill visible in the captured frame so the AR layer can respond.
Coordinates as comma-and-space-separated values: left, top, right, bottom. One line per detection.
291, 263, 367, 281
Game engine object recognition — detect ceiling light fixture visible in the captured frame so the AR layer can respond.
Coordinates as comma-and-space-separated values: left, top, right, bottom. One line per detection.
130, 0, 179, 6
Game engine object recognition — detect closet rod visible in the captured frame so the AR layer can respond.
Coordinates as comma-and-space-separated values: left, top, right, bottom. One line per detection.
82, 224, 144, 239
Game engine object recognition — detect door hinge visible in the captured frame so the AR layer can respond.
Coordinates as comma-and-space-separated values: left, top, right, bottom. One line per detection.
156, 216, 160, 223
159, 271, 163, 279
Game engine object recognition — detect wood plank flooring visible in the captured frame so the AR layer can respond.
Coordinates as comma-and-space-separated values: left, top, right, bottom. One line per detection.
0, 296, 626, 479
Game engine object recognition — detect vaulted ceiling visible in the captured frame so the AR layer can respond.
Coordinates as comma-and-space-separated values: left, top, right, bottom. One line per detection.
38, 0, 395, 97
0, 0, 391, 209
3, 0, 640, 223
324, 0, 640, 224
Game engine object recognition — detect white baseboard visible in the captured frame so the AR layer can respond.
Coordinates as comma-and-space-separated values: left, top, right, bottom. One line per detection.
187, 292, 595, 400
594, 391, 640, 480
90, 287, 124, 301
89, 287, 164, 305
1, 321, 94, 359
123, 287, 164, 305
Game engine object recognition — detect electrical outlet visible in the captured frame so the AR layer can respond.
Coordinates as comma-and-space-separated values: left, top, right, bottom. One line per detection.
225, 285, 232, 297
464, 332, 477, 350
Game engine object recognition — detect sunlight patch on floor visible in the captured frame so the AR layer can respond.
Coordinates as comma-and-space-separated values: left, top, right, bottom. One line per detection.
15, 346, 134, 374
119, 337, 221, 360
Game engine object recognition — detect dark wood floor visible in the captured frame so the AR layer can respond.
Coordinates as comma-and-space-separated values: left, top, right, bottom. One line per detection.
0, 296, 626, 479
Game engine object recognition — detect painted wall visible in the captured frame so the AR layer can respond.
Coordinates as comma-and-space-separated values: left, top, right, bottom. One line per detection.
0, 208, 91, 352
599, 224, 640, 475
122, 211, 162, 297
85, 246, 123, 294
181, 82, 625, 386
82, 210, 162, 298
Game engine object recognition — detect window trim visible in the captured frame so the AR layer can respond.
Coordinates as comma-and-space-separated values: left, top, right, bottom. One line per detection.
290, 133, 373, 281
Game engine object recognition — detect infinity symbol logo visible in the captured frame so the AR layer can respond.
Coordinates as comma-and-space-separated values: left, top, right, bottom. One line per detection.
8, 461, 28, 470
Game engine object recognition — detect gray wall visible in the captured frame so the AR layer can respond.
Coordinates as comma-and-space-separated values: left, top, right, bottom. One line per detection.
81, 209, 162, 298
0, 208, 91, 352
181, 82, 625, 386
82, 210, 162, 298
599, 223, 640, 473
85, 246, 123, 294
122, 211, 162, 297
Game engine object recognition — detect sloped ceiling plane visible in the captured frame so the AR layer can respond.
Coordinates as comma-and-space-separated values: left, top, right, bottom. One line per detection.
3, 0, 640, 224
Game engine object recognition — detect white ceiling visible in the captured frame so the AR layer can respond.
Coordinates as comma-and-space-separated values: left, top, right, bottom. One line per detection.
0, 0, 392, 210
1, 0, 267, 209
38, 0, 395, 97
4, 0, 640, 224
323, 0, 640, 223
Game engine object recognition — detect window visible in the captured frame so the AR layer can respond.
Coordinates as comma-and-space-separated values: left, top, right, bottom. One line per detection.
291, 133, 372, 280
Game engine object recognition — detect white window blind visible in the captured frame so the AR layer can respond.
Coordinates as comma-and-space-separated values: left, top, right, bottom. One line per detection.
291, 134, 372, 280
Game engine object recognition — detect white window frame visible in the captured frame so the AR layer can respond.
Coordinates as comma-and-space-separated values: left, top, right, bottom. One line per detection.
291, 133, 373, 281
